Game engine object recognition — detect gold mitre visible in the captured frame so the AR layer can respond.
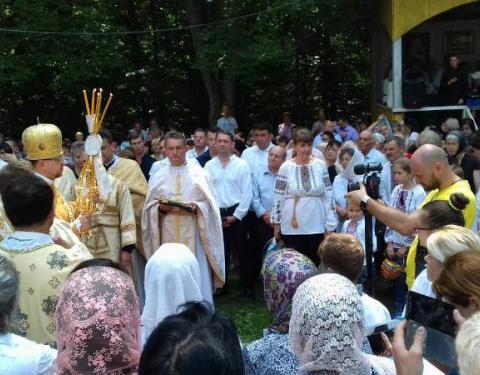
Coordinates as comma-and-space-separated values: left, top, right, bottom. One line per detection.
22, 123, 63, 161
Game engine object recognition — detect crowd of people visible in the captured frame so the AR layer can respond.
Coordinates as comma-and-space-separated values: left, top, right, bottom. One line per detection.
1, 107, 480, 374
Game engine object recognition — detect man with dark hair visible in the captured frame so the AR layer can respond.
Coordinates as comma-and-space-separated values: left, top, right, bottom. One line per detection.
197, 128, 218, 167
100, 128, 148, 260
139, 302, 244, 375
241, 121, 274, 286
129, 132, 155, 180
242, 121, 273, 175
380, 136, 406, 200
336, 115, 358, 142
439, 55, 468, 105
205, 129, 252, 296
187, 128, 208, 160
0, 170, 91, 346
143, 131, 225, 302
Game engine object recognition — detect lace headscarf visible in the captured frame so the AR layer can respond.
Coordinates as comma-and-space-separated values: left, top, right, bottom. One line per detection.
263, 249, 317, 333
141, 243, 204, 346
336, 141, 364, 181
289, 273, 371, 375
55, 266, 140, 374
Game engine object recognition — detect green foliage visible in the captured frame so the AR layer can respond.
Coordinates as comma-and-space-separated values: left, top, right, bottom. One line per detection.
0, 0, 370, 137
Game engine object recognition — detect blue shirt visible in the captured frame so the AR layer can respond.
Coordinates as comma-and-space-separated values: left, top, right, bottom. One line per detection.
252, 169, 276, 218
216, 116, 238, 136
335, 124, 359, 142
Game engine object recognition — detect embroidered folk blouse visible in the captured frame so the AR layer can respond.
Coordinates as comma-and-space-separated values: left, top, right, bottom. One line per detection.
271, 159, 337, 235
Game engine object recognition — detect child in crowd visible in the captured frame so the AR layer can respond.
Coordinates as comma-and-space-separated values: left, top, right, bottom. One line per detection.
385, 157, 426, 318
342, 200, 376, 289
318, 233, 390, 333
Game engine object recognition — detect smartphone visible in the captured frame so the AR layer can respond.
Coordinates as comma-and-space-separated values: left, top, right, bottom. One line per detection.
406, 291, 456, 336
405, 291, 457, 369
366, 321, 400, 355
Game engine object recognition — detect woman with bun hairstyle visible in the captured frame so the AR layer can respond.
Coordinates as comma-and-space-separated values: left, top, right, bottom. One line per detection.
415, 192, 470, 248
408, 192, 471, 291
411, 225, 480, 298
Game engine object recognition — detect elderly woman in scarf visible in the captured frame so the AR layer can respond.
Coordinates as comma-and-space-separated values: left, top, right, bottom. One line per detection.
141, 243, 204, 346
332, 141, 365, 231
243, 249, 317, 375
55, 265, 140, 374
445, 130, 480, 192
289, 273, 398, 375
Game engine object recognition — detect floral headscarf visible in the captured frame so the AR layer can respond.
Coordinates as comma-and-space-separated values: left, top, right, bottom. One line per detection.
55, 266, 140, 374
289, 273, 371, 375
263, 249, 317, 333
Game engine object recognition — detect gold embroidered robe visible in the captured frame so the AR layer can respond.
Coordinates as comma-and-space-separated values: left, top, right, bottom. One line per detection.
54, 166, 77, 202
81, 175, 136, 261
0, 237, 92, 347
107, 156, 147, 257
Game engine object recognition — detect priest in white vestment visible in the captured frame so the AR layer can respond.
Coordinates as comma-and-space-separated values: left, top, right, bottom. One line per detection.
142, 131, 225, 303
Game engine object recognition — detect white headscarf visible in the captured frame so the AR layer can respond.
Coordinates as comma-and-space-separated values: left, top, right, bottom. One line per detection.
141, 243, 204, 346
289, 273, 396, 375
335, 141, 364, 181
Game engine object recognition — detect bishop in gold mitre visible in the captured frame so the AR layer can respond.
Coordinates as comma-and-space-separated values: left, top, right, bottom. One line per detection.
22, 124, 91, 235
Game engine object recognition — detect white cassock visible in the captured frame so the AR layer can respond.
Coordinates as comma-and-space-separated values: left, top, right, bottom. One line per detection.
142, 159, 225, 303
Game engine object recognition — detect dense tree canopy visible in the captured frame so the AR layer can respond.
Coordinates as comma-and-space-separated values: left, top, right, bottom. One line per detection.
0, 0, 371, 138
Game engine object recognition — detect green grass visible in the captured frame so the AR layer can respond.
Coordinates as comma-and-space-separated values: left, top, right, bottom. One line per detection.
215, 276, 272, 343
215, 274, 397, 343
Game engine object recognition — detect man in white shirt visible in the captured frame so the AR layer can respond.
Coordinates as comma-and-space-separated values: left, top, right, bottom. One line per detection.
358, 130, 387, 166
241, 121, 274, 175
252, 146, 286, 251
379, 136, 405, 200
186, 128, 208, 159
241, 121, 274, 288
205, 129, 253, 296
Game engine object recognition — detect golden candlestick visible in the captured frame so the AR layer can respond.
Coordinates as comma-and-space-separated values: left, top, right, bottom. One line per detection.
74, 88, 113, 217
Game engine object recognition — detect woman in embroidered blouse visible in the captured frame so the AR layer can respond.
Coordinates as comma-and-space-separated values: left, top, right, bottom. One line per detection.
243, 249, 317, 375
272, 128, 337, 264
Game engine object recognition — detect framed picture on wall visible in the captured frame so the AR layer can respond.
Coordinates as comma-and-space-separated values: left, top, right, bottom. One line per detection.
444, 30, 474, 55
403, 32, 430, 66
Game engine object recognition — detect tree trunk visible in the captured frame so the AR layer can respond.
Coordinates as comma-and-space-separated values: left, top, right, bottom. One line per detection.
184, 0, 221, 126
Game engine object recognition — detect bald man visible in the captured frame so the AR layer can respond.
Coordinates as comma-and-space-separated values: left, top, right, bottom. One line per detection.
252, 146, 287, 275
346, 144, 476, 289
358, 130, 387, 165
